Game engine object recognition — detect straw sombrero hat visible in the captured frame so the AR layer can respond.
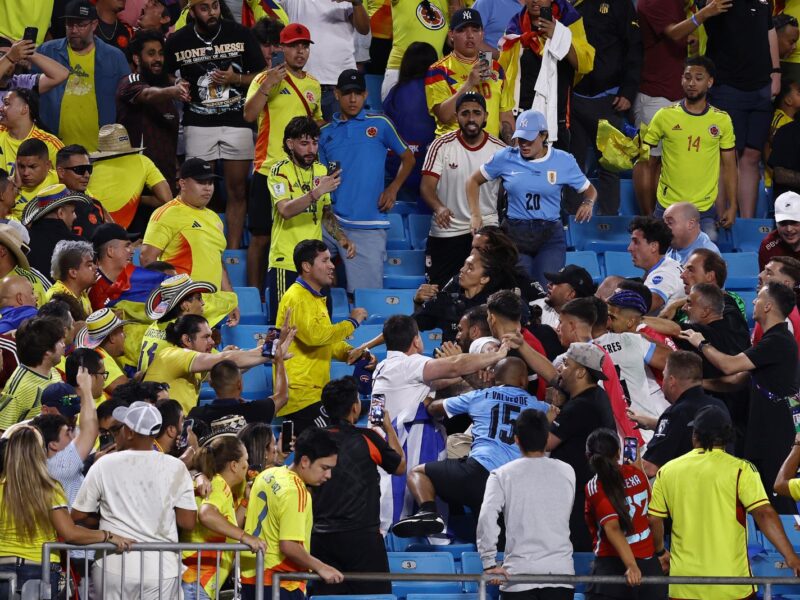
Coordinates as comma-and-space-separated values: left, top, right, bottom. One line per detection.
89, 124, 144, 160
75, 308, 131, 349
145, 274, 217, 321
0, 222, 30, 270
22, 184, 91, 227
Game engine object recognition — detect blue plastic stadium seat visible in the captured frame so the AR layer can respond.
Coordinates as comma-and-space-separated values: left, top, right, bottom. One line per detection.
387, 213, 410, 250
406, 595, 478, 600
418, 329, 443, 356
568, 216, 632, 252
388, 552, 460, 599
385, 250, 427, 289
221, 324, 268, 349
198, 382, 215, 404
385, 532, 428, 553
391, 201, 422, 215
330, 287, 350, 321
310, 596, 395, 600
222, 249, 247, 288
354, 288, 416, 324
330, 361, 354, 381
405, 542, 477, 570
619, 178, 638, 217
408, 214, 432, 251
234, 287, 266, 325
220, 325, 273, 399
601, 251, 640, 279
565, 251, 602, 283
241, 364, 273, 400
344, 324, 386, 361
732, 218, 774, 253
721, 252, 759, 290
751, 552, 799, 596
364, 74, 384, 112
763, 515, 800, 554
461, 552, 501, 598
734, 290, 757, 328
573, 552, 595, 593
714, 227, 735, 254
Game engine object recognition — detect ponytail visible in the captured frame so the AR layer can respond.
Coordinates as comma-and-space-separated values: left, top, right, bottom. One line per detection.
586, 428, 633, 535
196, 436, 245, 478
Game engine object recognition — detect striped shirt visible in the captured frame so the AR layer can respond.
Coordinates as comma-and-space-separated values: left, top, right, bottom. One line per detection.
0, 364, 62, 430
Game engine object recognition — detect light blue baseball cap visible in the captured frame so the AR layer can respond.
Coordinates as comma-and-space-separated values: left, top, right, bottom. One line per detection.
512, 109, 548, 141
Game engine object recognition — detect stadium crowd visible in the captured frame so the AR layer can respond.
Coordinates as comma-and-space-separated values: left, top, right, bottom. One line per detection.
3, 0, 800, 598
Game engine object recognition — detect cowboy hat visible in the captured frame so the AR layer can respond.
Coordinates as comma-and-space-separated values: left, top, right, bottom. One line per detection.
0, 222, 30, 270
89, 124, 144, 161
145, 273, 217, 321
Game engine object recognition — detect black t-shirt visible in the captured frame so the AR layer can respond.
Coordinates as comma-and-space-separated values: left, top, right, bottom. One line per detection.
311, 422, 402, 533
768, 120, 800, 198
28, 219, 83, 279
704, 0, 771, 90
644, 386, 731, 467
164, 20, 266, 128
744, 322, 799, 459
187, 397, 276, 433
677, 318, 750, 379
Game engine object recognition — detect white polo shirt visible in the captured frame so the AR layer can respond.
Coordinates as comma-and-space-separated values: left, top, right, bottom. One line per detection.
371, 350, 433, 425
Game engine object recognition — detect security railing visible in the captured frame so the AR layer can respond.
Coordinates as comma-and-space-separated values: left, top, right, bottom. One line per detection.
39, 542, 264, 600
0, 572, 17, 598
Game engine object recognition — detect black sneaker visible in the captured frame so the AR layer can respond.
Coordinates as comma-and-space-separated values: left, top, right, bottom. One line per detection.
391, 510, 445, 537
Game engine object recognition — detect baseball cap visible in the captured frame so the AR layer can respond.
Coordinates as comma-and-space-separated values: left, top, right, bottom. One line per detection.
688, 405, 733, 438
565, 342, 608, 380
455, 91, 487, 111
512, 109, 548, 141
774, 191, 800, 223
280, 23, 313, 45
61, 0, 97, 20
607, 290, 649, 315
336, 69, 366, 93
544, 265, 596, 297
450, 7, 483, 30
41, 383, 81, 419
179, 158, 220, 181
91, 223, 140, 252
112, 401, 163, 436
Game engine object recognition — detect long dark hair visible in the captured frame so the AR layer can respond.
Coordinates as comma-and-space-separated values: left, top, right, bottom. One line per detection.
398, 42, 438, 84
586, 428, 633, 535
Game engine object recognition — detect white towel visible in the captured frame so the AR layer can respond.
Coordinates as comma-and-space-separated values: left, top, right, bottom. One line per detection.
532, 20, 572, 142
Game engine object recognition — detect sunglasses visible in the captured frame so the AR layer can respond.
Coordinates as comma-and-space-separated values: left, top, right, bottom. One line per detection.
62, 164, 93, 176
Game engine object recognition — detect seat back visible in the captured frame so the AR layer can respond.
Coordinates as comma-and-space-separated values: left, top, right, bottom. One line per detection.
222, 249, 247, 288
602, 251, 640, 279
721, 252, 759, 290
565, 251, 602, 283
388, 552, 460, 599
387, 213, 410, 250
568, 216, 631, 252
354, 289, 416, 323
234, 287, 266, 325
408, 214, 432, 250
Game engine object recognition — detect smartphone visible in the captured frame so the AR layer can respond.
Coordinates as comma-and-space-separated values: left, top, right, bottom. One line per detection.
271, 50, 285, 67
478, 50, 493, 80
327, 161, 340, 176
281, 420, 294, 453
22, 27, 38, 44
539, 6, 552, 21
261, 326, 281, 359
178, 418, 194, 450
98, 431, 115, 450
623, 436, 638, 463
369, 393, 386, 426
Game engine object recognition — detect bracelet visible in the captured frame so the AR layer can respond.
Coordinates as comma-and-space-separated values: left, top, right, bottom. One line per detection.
691, 14, 700, 28
698, 340, 708, 352
654, 548, 667, 558
102, 530, 110, 543
772, 67, 783, 74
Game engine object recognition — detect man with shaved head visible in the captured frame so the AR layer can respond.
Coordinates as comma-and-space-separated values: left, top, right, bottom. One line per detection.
0, 275, 39, 388
664, 201, 721, 264
391, 356, 553, 538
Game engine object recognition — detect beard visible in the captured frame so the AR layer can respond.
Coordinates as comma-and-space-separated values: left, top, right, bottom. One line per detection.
290, 147, 316, 168
140, 63, 170, 87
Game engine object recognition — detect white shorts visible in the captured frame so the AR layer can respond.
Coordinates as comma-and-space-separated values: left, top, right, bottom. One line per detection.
184, 125, 255, 161
633, 93, 672, 157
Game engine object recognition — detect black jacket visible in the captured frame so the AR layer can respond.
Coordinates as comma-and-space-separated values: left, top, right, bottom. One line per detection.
27, 218, 83, 280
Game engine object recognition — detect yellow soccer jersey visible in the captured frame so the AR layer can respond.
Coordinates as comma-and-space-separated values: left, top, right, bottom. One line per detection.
138, 320, 170, 373
45, 280, 92, 316
242, 466, 312, 591
14, 170, 59, 220
97, 347, 127, 398
0, 481, 66, 563
248, 71, 323, 173
425, 53, 513, 137
267, 160, 331, 272
387, 0, 449, 70
649, 448, 769, 600
0, 125, 63, 174
14, 265, 51, 309
0, 365, 62, 431
765, 108, 793, 187
86, 154, 167, 229
181, 474, 238, 598
643, 101, 735, 212
143, 344, 202, 414
143, 199, 227, 289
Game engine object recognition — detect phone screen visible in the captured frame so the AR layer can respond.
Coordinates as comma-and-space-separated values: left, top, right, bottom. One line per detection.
178, 418, 194, 449
271, 50, 285, 67
623, 437, 638, 463
23, 27, 38, 44
281, 421, 294, 453
539, 6, 552, 21
369, 394, 386, 426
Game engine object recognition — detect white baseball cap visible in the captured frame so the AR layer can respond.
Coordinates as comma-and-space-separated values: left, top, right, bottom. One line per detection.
774, 191, 800, 223
112, 401, 162, 436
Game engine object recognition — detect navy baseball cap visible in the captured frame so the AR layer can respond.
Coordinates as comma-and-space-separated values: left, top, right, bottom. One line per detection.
180, 158, 220, 181
61, 0, 98, 20
336, 69, 366, 93
42, 383, 82, 419
451, 8, 483, 30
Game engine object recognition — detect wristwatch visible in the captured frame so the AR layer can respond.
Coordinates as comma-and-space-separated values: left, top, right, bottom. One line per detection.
697, 340, 708, 352
654, 548, 667, 558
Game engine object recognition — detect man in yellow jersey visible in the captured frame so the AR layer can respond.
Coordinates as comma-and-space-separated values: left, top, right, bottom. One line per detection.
643, 56, 738, 235
381, 0, 464, 100
0, 316, 65, 432
425, 8, 514, 140
243, 22, 322, 292
140, 158, 239, 327
267, 117, 355, 322
143, 313, 292, 414
138, 273, 215, 373
12, 139, 60, 220
242, 427, 342, 600
86, 123, 172, 231
0, 89, 64, 172
649, 406, 800, 600
276, 240, 369, 434
75, 308, 130, 397
44, 241, 96, 316
0, 221, 50, 307
34, 0, 130, 151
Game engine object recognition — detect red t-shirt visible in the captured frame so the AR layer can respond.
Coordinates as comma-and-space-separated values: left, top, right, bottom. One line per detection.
758, 229, 800, 271
585, 463, 655, 558
522, 328, 549, 400
636, 0, 687, 100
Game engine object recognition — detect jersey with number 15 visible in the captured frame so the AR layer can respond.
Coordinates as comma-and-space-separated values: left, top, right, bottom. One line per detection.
643, 101, 735, 212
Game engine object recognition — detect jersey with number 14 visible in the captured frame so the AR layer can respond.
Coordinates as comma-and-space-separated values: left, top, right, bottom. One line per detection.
643, 101, 735, 212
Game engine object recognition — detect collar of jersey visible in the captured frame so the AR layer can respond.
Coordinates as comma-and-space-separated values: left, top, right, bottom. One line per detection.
296, 277, 325, 297
646, 256, 666, 275
679, 99, 710, 117
512, 145, 553, 163
332, 108, 367, 124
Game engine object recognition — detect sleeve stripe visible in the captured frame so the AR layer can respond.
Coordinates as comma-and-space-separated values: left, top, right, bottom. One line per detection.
744, 498, 770, 511
598, 514, 618, 525
649, 507, 668, 517
421, 133, 454, 173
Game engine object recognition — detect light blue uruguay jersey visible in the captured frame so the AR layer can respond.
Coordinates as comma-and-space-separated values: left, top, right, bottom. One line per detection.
443, 384, 549, 471
480, 146, 590, 222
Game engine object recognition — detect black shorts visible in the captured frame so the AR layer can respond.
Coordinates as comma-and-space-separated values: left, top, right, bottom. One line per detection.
248, 171, 272, 236
309, 529, 391, 596
424, 456, 489, 513
587, 555, 668, 600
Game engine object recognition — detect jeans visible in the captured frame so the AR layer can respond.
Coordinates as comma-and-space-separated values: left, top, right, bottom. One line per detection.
321, 85, 338, 122
653, 202, 718, 241
0, 562, 60, 599
502, 218, 566, 287
182, 581, 212, 600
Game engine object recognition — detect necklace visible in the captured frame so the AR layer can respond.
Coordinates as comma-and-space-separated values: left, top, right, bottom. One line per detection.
193, 24, 221, 45
97, 19, 118, 42
291, 161, 317, 224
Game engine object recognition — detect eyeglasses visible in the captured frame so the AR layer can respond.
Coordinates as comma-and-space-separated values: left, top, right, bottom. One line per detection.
65, 20, 94, 30
62, 164, 93, 176
100, 423, 123, 436
90, 370, 109, 380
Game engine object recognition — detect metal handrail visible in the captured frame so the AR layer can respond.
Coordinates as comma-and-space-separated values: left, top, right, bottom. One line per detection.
271, 570, 800, 600
0, 572, 17, 598
40, 542, 264, 600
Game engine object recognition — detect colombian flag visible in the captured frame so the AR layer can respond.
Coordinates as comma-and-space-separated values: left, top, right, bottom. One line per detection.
242, 0, 289, 27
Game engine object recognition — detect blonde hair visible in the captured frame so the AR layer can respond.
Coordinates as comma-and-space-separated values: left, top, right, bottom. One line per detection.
0, 426, 60, 542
